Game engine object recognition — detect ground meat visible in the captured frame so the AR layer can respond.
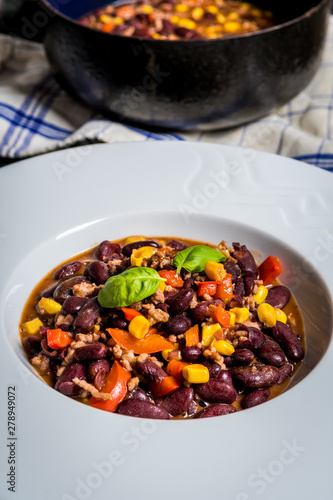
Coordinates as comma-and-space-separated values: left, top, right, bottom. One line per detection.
244, 296, 256, 311
130, 301, 142, 311
31, 353, 50, 373
168, 334, 177, 343
189, 292, 199, 309
203, 293, 213, 301
150, 356, 164, 368
75, 332, 103, 342
150, 251, 172, 269
119, 350, 136, 371
127, 377, 140, 392
217, 240, 233, 257
55, 313, 74, 329
73, 282, 96, 297
142, 303, 169, 325
165, 284, 177, 293
72, 378, 112, 400
113, 344, 123, 359
150, 288, 165, 305
137, 353, 149, 363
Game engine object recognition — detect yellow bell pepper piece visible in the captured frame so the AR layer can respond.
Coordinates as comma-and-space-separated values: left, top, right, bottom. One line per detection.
191, 7, 204, 20
21, 317, 43, 335
252, 285, 268, 304
257, 303, 277, 328
182, 364, 210, 384
38, 297, 62, 315
158, 280, 166, 292
205, 261, 226, 282
211, 339, 235, 356
131, 246, 157, 267
229, 307, 249, 323
124, 236, 146, 245
177, 18, 196, 30
128, 315, 150, 339
202, 323, 222, 347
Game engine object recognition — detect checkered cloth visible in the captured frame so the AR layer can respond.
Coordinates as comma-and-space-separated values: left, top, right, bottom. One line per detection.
1, 17, 333, 170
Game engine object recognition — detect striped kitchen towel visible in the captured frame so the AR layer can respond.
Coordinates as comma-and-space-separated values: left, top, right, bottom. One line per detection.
1, 17, 333, 170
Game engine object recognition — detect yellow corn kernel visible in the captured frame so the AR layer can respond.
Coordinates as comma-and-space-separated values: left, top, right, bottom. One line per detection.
216, 14, 226, 24
257, 303, 277, 328
21, 317, 43, 335
152, 33, 164, 39
191, 7, 204, 20
212, 339, 235, 356
250, 8, 262, 17
229, 307, 249, 323
206, 5, 218, 14
81, 398, 90, 405
240, 2, 252, 9
202, 323, 222, 347
93, 324, 101, 333
229, 311, 236, 326
252, 285, 268, 305
131, 246, 157, 266
113, 16, 124, 26
38, 297, 62, 315
224, 21, 242, 33
182, 364, 210, 384
124, 235, 146, 245
158, 280, 166, 292
205, 261, 226, 281
177, 18, 196, 30
175, 3, 189, 13
171, 15, 180, 24
100, 14, 114, 24
275, 308, 287, 324
128, 315, 150, 339
141, 4, 154, 14
228, 12, 239, 20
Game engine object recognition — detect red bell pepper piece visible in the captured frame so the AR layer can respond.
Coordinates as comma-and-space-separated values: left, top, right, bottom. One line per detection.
158, 270, 184, 288
214, 273, 233, 302
47, 329, 72, 349
106, 328, 174, 354
258, 256, 282, 286
212, 305, 230, 328
197, 281, 217, 297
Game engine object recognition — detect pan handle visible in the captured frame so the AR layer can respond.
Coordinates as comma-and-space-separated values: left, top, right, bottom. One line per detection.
0, 0, 49, 42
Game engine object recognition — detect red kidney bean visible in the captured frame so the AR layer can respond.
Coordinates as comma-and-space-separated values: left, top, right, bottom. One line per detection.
39, 326, 48, 336
96, 240, 122, 261
232, 349, 255, 366
241, 388, 270, 409
237, 326, 265, 350
191, 301, 209, 323
243, 273, 255, 296
163, 290, 177, 301
216, 369, 234, 385
55, 363, 86, 396
265, 285, 291, 309
74, 342, 107, 362
62, 296, 89, 314
206, 298, 225, 309
183, 277, 195, 289
55, 313, 74, 331
88, 359, 110, 381
229, 295, 244, 308
160, 19, 175, 34
158, 387, 194, 416
128, 388, 150, 402
230, 365, 280, 388
84, 260, 109, 284
156, 303, 169, 313
201, 360, 222, 379
23, 336, 42, 357
234, 278, 245, 297
167, 288, 194, 315
121, 240, 160, 257
117, 399, 169, 419
277, 362, 294, 384
93, 368, 108, 391
53, 276, 89, 303
40, 281, 64, 299
73, 297, 102, 333
54, 261, 82, 280
165, 315, 192, 335
181, 346, 202, 362
168, 239, 187, 250
271, 322, 304, 362
258, 338, 286, 367
41, 338, 58, 358
136, 360, 168, 383
194, 380, 238, 404
232, 243, 257, 275
111, 317, 129, 329
175, 27, 200, 39
223, 261, 241, 282
195, 404, 236, 419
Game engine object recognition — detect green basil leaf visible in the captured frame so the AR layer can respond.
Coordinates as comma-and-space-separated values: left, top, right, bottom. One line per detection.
98, 267, 164, 308
173, 245, 226, 274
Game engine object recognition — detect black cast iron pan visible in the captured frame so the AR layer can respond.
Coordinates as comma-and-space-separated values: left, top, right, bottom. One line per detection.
0, 0, 330, 130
